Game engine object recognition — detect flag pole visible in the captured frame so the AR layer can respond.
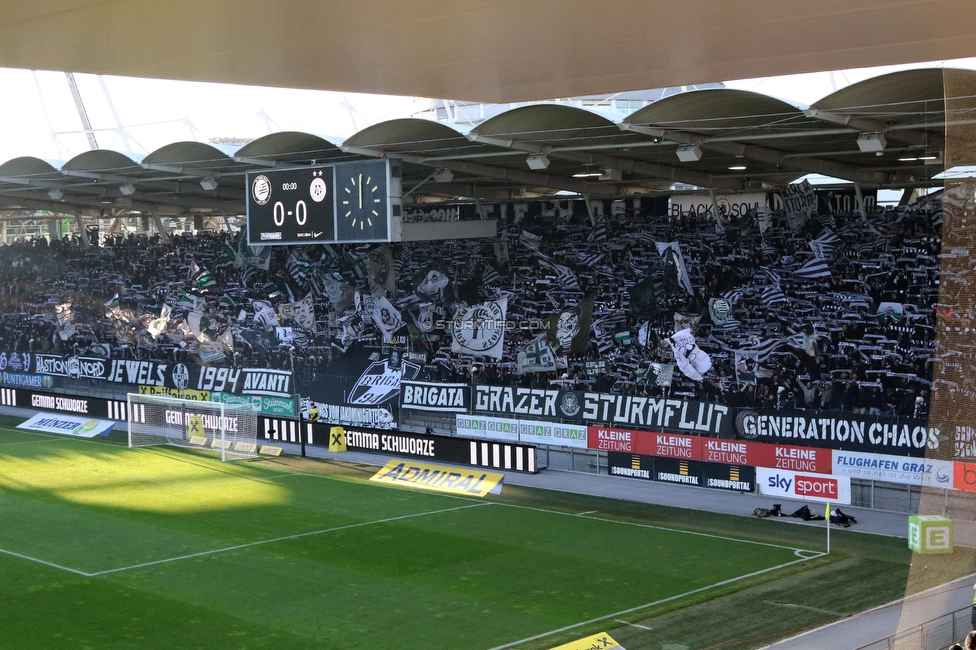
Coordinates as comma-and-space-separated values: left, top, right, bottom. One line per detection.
826, 501, 831, 554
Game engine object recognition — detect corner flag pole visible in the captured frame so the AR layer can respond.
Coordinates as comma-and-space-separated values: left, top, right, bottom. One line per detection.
826, 501, 831, 554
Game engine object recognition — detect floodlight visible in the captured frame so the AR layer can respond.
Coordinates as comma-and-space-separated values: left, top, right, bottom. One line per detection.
433, 169, 454, 182
200, 177, 219, 191
119, 182, 136, 195
47, 188, 64, 200
525, 153, 550, 170
856, 133, 886, 153
675, 145, 703, 162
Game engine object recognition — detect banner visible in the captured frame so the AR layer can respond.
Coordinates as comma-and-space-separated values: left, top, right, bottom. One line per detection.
588, 426, 832, 473
735, 409, 939, 457
473, 385, 731, 436
757, 467, 851, 505
369, 459, 504, 497
455, 414, 519, 442
607, 452, 756, 492
17, 413, 115, 438
399, 381, 470, 413
516, 420, 587, 449
137, 385, 211, 401
1, 372, 54, 389
212, 392, 296, 418
832, 450, 953, 489
34, 354, 108, 380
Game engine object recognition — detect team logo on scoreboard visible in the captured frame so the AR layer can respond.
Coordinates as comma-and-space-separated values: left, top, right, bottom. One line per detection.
251, 175, 272, 205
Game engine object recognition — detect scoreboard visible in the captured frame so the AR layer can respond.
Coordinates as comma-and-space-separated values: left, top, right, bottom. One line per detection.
246, 159, 397, 246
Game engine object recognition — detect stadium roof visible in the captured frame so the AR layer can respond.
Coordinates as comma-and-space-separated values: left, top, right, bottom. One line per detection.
0, 68, 966, 217
1, 1, 974, 103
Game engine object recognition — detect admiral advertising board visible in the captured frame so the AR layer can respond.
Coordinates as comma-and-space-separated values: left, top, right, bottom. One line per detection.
756, 467, 851, 505
472, 385, 730, 436
735, 409, 939, 457
607, 452, 756, 492
399, 381, 470, 413
832, 450, 953, 489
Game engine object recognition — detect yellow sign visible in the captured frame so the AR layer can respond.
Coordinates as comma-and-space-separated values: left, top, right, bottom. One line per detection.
138, 385, 211, 401
188, 435, 208, 446
259, 445, 284, 457
329, 426, 347, 452
188, 414, 204, 438
234, 442, 257, 454
549, 632, 621, 650
369, 460, 504, 497
211, 439, 231, 450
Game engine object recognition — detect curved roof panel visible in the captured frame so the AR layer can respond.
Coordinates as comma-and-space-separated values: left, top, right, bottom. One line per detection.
472, 105, 629, 146
811, 68, 955, 120
0, 157, 60, 178
626, 89, 817, 135
235, 132, 350, 164
61, 150, 145, 174
142, 142, 239, 170
345, 118, 491, 157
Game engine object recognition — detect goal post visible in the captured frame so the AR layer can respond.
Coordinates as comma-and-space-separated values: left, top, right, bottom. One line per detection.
126, 393, 258, 461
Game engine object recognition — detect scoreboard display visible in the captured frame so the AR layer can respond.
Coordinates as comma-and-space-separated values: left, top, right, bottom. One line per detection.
246, 159, 394, 246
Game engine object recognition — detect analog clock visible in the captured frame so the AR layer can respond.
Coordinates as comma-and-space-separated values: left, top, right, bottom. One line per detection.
337, 161, 389, 241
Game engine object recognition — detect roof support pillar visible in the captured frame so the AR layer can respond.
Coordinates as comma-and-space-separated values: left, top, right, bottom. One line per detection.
74, 208, 89, 248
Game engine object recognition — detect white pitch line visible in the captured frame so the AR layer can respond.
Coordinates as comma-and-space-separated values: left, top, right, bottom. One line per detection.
498, 502, 818, 554
577, 510, 599, 515
486, 552, 827, 650
88, 502, 490, 577
0, 437, 67, 448
615, 619, 652, 630
0, 546, 92, 577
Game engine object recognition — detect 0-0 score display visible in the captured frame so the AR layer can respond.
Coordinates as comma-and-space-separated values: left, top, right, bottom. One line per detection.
246, 160, 392, 246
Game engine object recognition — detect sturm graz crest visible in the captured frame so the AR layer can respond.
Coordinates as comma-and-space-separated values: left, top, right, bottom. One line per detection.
172, 363, 190, 390
559, 392, 581, 417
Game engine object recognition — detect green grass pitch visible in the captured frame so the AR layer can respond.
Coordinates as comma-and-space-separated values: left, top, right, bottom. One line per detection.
0, 426, 831, 649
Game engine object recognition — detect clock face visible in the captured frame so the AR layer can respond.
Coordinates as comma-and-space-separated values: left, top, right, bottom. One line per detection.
337, 161, 390, 242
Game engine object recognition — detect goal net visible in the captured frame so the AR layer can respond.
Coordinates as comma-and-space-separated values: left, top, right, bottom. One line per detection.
127, 393, 258, 461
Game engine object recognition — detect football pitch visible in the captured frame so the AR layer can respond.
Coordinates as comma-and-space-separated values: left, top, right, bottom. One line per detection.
0, 427, 827, 650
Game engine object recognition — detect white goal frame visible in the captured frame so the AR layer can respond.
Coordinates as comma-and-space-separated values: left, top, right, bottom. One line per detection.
126, 393, 258, 461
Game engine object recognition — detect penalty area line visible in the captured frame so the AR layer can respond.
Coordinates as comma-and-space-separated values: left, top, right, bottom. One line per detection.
87, 502, 490, 577
0, 546, 92, 577
486, 552, 826, 650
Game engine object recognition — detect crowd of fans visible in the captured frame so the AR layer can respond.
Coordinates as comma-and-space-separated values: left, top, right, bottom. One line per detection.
0, 198, 944, 419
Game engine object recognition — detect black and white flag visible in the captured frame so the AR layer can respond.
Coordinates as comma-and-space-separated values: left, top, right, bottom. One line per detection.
668, 328, 712, 381
451, 297, 507, 359
372, 296, 404, 343
793, 257, 832, 280
517, 334, 556, 374
656, 241, 695, 296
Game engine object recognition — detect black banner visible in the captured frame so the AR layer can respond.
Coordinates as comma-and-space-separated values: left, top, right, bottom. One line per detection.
0, 387, 126, 420
307, 423, 537, 473
734, 408, 940, 458
607, 452, 755, 491
399, 381, 470, 413
1, 350, 293, 399
472, 385, 731, 436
